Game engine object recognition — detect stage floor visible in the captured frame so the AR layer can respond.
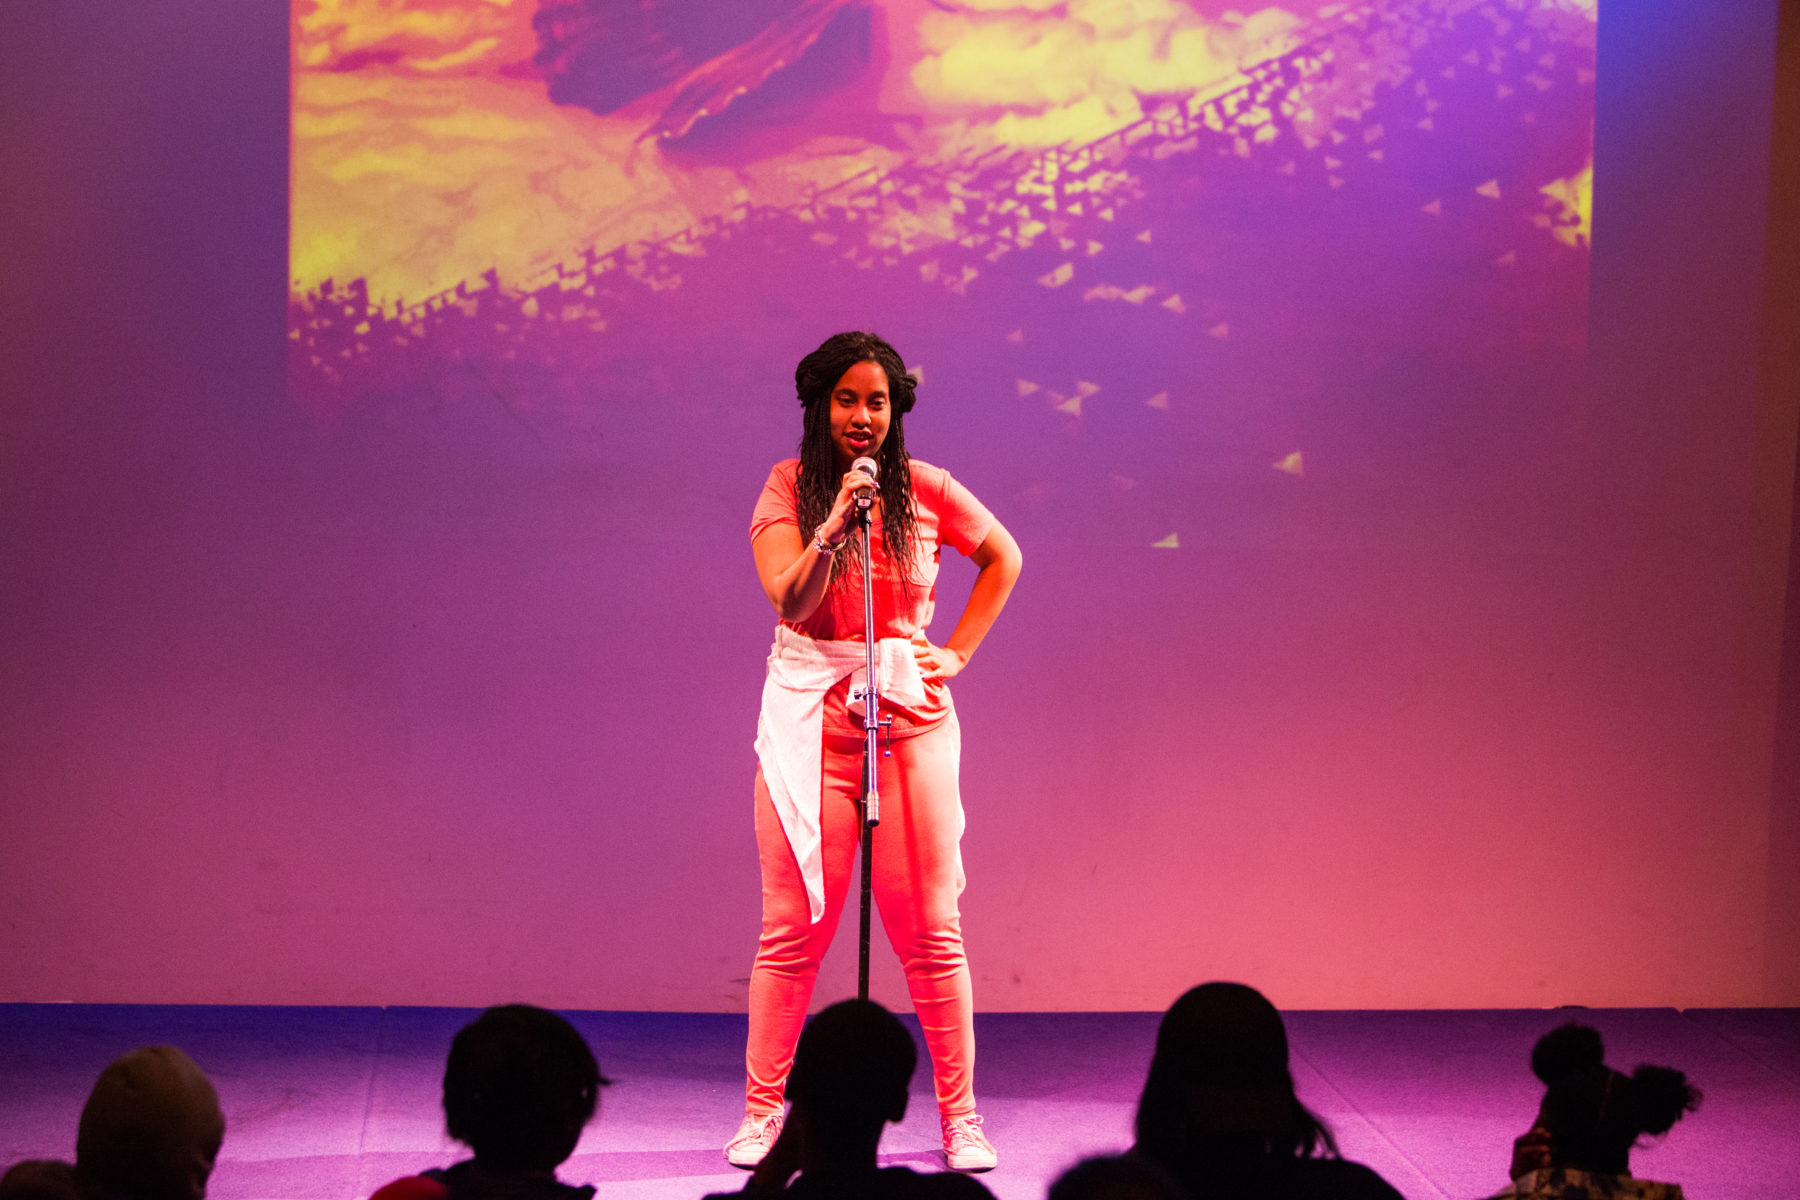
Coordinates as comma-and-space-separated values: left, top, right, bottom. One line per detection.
2, 1006, 1795, 1200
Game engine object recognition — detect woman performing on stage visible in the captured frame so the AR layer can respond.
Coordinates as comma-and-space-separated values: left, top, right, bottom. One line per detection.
727, 331, 1023, 1173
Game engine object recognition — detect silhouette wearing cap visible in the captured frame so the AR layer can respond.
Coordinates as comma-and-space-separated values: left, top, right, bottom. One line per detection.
1133, 982, 1402, 1200
0, 1046, 224, 1200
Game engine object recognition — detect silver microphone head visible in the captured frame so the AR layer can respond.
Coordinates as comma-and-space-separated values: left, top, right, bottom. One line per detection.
851, 456, 879, 480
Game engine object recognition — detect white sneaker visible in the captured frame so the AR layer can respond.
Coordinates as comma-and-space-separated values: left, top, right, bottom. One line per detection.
724, 1111, 783, 1167
941, 1112, 997, 1172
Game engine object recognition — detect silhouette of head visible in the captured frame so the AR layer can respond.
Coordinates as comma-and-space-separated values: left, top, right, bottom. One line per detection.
1048, 1155, 1185, 1200
785, 999, 917, 1147
443, 1005, 607, 1173
1528, 1022, 1699, 1175
74, 1046, 225, 1200
1135, 982, 1335, 1164
0, 1160, 80, 1200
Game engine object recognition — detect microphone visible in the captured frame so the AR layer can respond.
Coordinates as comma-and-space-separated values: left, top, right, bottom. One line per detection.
851, 456, 878, 509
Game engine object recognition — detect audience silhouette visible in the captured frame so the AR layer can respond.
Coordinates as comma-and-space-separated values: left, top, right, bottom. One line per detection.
369, 1004, 608, 1200
709, 999, 995, 1200
1484, 1021, 1701, 1200
1047, 1154, 1185, 1200
0, 1161, 79, 1200
0, 992, 1719, 1200
0, 1046, 224, 1200
1132, 982, 1402, 1200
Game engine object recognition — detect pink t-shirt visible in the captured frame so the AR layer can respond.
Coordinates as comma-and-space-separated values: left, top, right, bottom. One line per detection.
750, 458, 996, 736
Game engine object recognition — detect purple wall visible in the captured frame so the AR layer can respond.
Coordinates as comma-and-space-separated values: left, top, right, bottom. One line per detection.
1, 0, 1793, 1010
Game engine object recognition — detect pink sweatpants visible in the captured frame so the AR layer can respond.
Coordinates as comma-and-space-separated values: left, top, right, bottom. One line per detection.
744, 718, 976, 1117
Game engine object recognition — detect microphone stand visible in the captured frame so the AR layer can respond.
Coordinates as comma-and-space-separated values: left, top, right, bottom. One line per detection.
853, 492, 886, 1001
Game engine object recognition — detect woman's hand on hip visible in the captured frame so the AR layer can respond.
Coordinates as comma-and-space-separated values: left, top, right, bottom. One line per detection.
912, 632, 967, 682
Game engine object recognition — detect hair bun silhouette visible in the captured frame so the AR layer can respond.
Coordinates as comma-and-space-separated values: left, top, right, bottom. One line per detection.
1531, 1022, 1606, 1086
1629, 1064, 1701, 1135
1526, 1022, 1701, 1174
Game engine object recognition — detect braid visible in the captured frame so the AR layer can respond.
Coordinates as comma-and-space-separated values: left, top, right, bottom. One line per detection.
793, 332, 922, 599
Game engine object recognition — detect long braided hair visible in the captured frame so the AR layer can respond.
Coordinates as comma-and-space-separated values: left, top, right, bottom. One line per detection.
793, 331, 923, 598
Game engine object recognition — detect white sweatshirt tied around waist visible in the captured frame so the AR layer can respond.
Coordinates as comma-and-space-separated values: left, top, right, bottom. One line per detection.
753, 624, 960, 923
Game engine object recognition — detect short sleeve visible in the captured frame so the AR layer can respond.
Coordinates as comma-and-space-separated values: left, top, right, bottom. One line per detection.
749, 460, 802, 543
931, 467, 996, 558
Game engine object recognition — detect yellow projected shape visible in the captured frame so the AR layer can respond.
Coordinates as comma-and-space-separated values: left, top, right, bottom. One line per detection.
1136, 229, 1153, 244
1417, 117, 1434, 132
1540, 160, 1592, 248
1422, 199, 1442, 216
1274, 451, 1304, 476
1209, 322, 1229, 339
1081, 283, 1155, 303
1038, 262, 1075, 287
1145, 392, 1170, 410
1053, 394, 1082, 416
1017, 379, 1039, 397
1007, 328, 1025, 344
1152, 533, 1180, 549
1074, 381, 1101, 399
1476, 179, 1502, 199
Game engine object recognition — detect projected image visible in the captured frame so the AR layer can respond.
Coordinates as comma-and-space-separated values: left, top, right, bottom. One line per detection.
289, 1, 1595, 475
211, 0, 1626, 1018
285, 0, 1604, 1013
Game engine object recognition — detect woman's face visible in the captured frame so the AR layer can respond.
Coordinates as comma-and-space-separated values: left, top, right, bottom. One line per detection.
828, 359, 891, 471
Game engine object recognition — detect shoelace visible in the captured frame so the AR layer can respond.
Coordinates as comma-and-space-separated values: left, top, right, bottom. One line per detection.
735, 1115, 781, 1145
944, 1114, 988, 1147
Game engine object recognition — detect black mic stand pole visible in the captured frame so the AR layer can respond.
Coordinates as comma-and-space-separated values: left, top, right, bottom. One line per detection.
853, 492, 886, 1001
